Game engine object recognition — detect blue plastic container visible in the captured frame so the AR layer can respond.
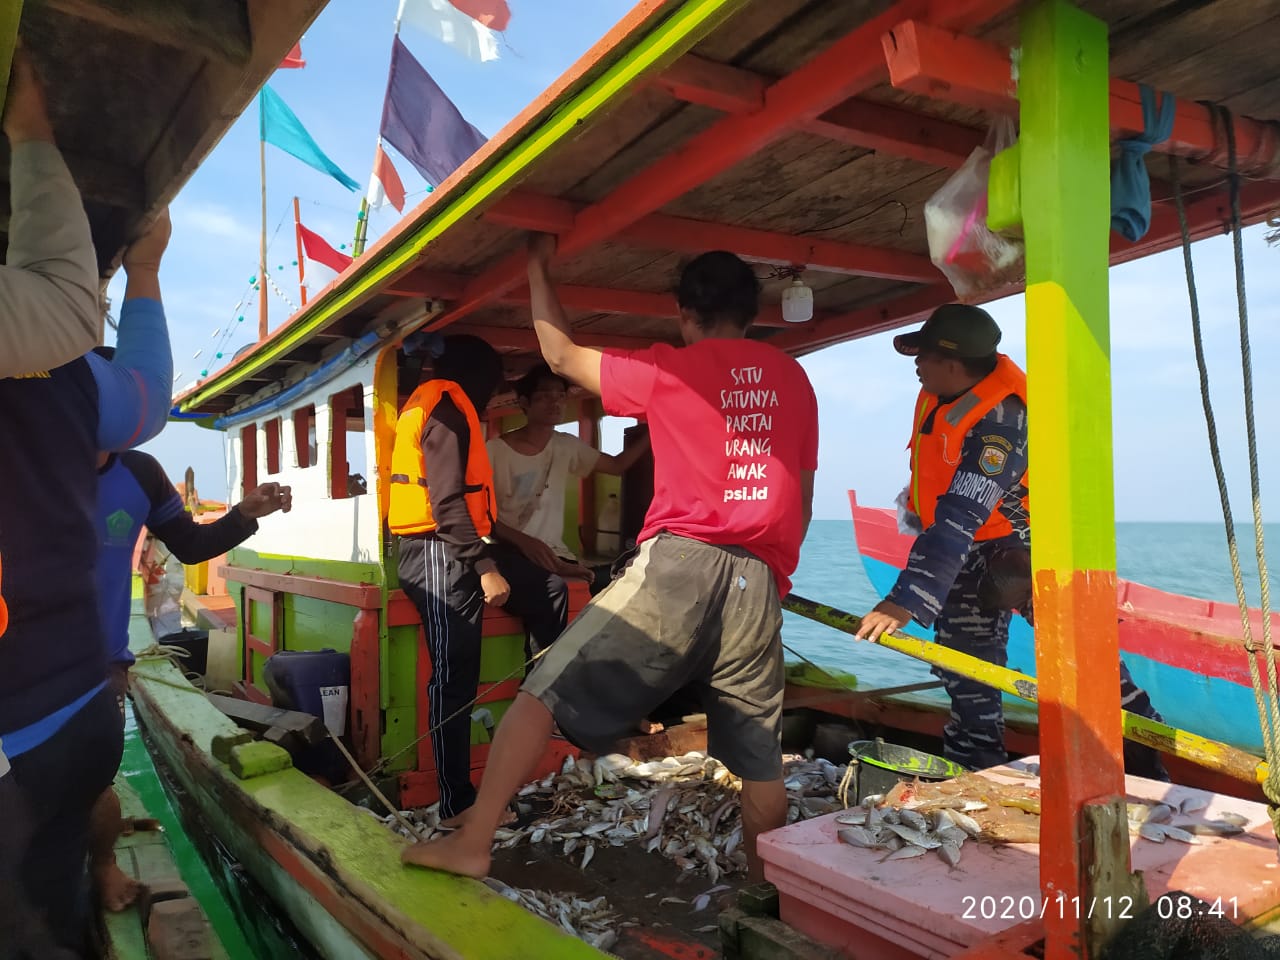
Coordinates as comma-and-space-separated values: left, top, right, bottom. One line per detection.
262, 649, 351, 736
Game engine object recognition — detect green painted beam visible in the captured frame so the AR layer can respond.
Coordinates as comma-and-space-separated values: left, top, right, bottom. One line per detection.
181, 0, 750, 412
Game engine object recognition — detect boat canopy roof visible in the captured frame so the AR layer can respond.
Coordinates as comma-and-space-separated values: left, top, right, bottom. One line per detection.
5, 0, 325, 280
175, 0, 1280, 420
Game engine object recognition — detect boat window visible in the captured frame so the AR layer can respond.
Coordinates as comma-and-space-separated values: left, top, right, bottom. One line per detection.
264, 418, 282, 475
330, 386, 368, 499
293, 405, 317, 469
240, 424, 258, 497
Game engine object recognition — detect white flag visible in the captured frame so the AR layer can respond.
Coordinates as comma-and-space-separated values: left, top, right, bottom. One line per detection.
397, 0, 499, 63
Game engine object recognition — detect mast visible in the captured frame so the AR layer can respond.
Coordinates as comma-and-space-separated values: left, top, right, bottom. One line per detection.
259, 135, 269, 340
354, 4, 405, 258
293, 196, 308, 306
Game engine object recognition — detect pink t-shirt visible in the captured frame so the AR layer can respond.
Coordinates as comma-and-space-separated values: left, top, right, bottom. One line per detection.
601, 338, 819, 595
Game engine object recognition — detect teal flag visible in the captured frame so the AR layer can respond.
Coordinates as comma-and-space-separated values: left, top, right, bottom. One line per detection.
259, 85, 359, 192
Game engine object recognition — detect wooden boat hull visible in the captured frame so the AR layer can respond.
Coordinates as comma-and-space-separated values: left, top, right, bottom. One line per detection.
849, 490, 1269, 756
127, 650, 608, 960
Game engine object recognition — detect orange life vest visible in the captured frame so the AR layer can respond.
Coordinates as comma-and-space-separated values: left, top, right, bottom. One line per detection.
908, 353, 1030, 543
389, 379, 495, 538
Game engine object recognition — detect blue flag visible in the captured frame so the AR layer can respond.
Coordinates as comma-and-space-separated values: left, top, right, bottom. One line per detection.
259, 85, 359, 192
380, 36, 487, 188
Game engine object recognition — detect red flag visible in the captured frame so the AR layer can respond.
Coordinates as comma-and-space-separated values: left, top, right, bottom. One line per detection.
298, 223, 352, 273
280, 42, 306, 69
368, 144, 407, 213
447, 0, 510, 31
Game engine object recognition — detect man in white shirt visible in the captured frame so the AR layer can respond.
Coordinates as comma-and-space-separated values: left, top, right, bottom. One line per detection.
488, 363, 649, 654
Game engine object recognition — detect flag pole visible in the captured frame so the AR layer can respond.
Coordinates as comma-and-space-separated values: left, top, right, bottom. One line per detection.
293, 196, 308, 306
354, 7, 405, 258
259, 134, 269, 340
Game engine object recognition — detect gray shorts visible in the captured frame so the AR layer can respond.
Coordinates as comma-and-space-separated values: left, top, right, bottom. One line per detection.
521, 532, 785, 782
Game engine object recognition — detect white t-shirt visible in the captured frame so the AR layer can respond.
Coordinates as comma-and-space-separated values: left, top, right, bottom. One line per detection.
487, 431, 601, 558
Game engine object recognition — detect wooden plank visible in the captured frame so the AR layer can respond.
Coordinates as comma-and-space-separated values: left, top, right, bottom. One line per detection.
206, 692, 329, 746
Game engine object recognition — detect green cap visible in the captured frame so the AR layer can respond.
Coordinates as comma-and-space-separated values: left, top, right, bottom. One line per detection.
893, 304, 1001, 358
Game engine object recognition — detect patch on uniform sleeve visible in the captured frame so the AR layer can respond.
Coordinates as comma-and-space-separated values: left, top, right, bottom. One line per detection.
979, 444, 1008, 476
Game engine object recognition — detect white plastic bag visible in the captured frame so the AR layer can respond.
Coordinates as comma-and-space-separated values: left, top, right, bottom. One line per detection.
895, 485, 924, 536
924, 118, 1025, 301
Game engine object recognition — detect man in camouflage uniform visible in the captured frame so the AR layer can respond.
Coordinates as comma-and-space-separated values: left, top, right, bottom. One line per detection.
857, 305, 1166, 777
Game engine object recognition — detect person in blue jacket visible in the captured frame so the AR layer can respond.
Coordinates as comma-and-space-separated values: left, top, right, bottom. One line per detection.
90, 447, 291, 910
0, 208, 173, 959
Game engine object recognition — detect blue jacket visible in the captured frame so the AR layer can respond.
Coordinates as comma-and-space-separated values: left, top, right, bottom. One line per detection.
0, 297, 172, 751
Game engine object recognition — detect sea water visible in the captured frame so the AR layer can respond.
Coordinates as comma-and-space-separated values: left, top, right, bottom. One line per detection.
783, 519, 1280, 690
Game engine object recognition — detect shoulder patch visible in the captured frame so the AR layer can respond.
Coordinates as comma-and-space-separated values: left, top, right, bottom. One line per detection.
981, 434, 1012, 452
979, 444, 1008, 476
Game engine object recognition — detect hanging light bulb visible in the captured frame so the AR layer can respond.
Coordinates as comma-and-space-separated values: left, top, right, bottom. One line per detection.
781, 274, 813, 323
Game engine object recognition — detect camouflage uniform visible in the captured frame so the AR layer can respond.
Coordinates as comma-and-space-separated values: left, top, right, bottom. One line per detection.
890, 397, 1167, 777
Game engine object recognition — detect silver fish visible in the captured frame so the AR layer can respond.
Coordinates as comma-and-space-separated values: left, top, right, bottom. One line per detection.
881, 808, 902, 826
946, 809, 982, 837
1185, 820, 1245, 837
1179, 795, 1210, 815
935, 826, 968, 847
862, 794, 885, 806
936, 841, 962, 868
882, 845, 927, 862
838, 826, 880, 849
899, 809, 928, 832
1160, 825, 1200, 845
1146, 803, 1174, 824
835, 810, 868, 826
1138, 822, 1167, 843
886, 824, 941, 849
961, 801, 988, 812
580, 843, 596, 869
1218, 812, 1250, 827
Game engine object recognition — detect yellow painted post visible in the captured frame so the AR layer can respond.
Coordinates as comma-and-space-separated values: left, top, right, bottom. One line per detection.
1019, 2, 1141, 956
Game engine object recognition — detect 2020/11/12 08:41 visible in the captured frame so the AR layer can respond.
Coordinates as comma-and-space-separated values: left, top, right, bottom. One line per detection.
1156, 894, 1240, 920
960, 894, 1239, 921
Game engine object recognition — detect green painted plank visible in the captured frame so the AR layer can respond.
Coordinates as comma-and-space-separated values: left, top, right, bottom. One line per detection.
181, 0, 750, 411
129, 657, 606, 959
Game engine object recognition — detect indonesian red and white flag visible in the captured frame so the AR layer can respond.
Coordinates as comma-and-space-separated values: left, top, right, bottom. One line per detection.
366, 143, 407, 213
397, 0, 499, 63
280, 42, 306, 69
298, 223, 353, 274
448, 0, 511, 31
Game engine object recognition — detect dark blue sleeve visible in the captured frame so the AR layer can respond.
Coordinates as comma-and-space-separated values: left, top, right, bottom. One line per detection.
87, 297, 173, 451
120, 451, 185, 527
888, 398, 1029, 627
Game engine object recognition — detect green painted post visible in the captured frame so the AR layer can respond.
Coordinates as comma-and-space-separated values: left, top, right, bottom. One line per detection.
1019, 2, 1143, 957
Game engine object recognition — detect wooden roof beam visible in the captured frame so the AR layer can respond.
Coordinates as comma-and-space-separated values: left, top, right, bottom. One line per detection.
450, 325, 668, 352
884, 20, 1280, 176
43, 0, 253, 66
384, 266, 795, 327
655, 55, 982, 169
486, 190, 941, 283
424, 0, 1017, 334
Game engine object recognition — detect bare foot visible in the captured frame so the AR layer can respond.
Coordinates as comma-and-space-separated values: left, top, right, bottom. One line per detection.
401, 829, 491, 878
637, 718, 664, 735
94, 862, 142, 912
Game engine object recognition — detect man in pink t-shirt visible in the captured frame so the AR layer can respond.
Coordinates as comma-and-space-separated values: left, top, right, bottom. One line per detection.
403, 236, 818, 882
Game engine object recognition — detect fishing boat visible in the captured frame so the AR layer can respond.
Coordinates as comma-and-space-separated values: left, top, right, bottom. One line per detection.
115, 0, 1280, 958
848, 490, 1275, 756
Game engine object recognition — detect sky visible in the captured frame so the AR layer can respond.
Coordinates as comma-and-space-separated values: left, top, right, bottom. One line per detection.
111, 1, 1280, 524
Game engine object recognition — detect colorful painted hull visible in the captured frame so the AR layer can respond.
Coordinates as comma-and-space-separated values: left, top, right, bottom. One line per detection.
849, 491, 1269, 755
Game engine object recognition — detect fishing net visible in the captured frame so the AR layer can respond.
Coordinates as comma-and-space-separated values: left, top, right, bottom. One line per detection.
1099, 893, 1280, 960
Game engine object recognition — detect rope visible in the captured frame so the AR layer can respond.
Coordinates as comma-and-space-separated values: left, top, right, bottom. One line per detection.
327, 729, 423, 839
1168, 137, 1280, 839
351, 645, 552, 784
